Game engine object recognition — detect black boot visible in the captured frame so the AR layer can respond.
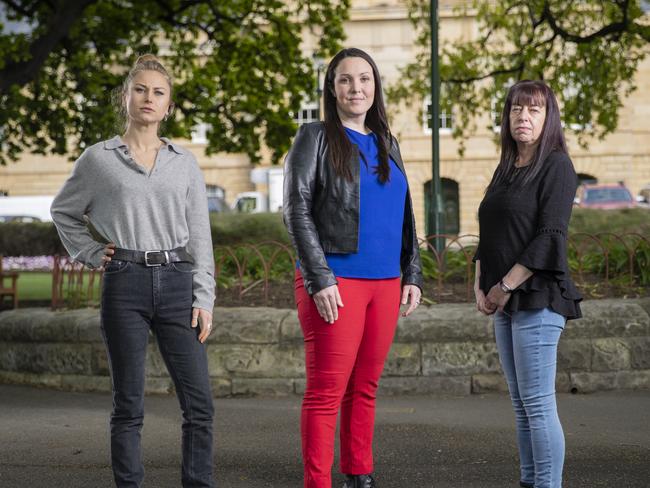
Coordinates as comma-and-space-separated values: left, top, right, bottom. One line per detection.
519, 482, 534, 488
342, 474, 375, 488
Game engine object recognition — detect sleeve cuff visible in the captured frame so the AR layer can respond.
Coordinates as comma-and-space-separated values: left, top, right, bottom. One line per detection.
192, 294, 215, 312
86, 245, 107, 269
192, 276, 216, 312
517, 232, 567, 275
303, 272, 338, 295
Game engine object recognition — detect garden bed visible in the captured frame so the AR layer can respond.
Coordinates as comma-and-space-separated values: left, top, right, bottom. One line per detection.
214, 276, 650, 310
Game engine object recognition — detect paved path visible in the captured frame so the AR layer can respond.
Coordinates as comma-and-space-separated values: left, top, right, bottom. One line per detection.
0, 385, 648, 487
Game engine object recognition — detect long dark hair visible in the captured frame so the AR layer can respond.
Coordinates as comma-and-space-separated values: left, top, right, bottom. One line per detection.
488, 80, 567, 190
323, 48, 392, 183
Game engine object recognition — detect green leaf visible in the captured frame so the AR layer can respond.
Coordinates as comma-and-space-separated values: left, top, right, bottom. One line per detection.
0, 0, 350, 165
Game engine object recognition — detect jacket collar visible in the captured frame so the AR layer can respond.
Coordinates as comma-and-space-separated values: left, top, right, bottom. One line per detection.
103, 135, 182, 154
103, 136, 126, 150
312, 122, 407, 176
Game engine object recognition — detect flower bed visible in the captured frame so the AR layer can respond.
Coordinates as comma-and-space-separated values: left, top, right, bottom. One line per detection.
1, 255, 54, 272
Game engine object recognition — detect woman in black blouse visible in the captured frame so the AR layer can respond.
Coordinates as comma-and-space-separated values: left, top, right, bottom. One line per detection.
474, 80, 582, 488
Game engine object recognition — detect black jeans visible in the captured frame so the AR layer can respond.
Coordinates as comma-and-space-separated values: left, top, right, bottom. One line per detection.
100, 260, 214, 488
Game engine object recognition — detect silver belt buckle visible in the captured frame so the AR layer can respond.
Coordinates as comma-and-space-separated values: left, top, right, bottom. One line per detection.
144, 250, 169, 267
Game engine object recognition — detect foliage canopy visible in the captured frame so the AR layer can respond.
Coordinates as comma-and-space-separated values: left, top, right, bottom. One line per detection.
0, 0, 350, 165
387, 0, 650, 153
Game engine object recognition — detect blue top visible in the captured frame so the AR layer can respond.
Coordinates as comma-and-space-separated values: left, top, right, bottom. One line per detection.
322, 127, 407, 279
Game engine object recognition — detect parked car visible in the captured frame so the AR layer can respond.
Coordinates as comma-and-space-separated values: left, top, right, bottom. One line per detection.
207, 195, 231, 213
231, 167, 284, 213
574, 184, 636, 209
0, 215, 45, 223
0, 195, 55, 222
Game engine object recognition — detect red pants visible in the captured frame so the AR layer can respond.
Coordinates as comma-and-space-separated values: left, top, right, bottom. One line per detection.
295, 271, 401, 488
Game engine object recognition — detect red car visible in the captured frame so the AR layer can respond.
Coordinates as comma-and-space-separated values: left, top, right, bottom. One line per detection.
574, 184, 636, 209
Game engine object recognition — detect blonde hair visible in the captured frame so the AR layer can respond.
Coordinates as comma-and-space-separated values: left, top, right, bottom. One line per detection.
113, 54, 174, 131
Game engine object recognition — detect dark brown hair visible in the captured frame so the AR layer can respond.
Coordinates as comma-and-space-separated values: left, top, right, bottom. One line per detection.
323, 48, 392, 183
488, 80, 568, 190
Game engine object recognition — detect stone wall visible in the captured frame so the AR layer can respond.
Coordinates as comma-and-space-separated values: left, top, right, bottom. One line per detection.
1, 299, 649, 397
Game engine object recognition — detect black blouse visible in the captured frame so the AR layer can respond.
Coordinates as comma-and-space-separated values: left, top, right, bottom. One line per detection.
475, 150, 582, 320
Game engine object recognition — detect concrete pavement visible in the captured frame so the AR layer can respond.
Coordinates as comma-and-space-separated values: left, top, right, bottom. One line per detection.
0, 385, 648, 487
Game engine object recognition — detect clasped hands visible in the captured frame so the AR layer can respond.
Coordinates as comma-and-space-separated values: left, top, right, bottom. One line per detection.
475, 283, 511, 316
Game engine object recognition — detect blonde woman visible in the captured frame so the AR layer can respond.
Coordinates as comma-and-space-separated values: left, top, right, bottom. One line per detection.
51, 55, 216, 488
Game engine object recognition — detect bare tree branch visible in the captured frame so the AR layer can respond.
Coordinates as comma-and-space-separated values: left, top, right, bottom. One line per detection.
540, 1, 630, 44
479, 1, 527, 46
445, 62, 525, 84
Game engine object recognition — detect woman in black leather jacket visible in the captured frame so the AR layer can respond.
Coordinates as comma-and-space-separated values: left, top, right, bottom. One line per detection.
283, 47, 423, 488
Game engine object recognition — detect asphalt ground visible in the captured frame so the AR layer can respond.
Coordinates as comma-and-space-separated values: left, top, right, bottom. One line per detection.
0, 385, 648, 488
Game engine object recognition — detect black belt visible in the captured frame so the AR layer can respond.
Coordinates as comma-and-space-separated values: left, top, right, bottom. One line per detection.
112, 247, 194, 267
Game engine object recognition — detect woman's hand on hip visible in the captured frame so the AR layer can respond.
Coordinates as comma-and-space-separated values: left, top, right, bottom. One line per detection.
100, 242, 116, 268
485, 284, 511, 312
312, 284, 344, 324
401, 284, 421, 317
192, 308, 213, 343
475, 287, 496, 315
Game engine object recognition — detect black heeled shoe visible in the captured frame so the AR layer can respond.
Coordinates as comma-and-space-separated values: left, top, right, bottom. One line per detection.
519, 481, 534, 488
342, 474, 376, 488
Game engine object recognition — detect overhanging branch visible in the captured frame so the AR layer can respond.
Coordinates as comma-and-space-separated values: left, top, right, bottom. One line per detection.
0, 0, 97, 95
445, 62, 525, 84
540, 1, 629, 44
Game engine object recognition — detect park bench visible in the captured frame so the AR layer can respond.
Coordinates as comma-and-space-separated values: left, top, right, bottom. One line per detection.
0, 255, 19, 309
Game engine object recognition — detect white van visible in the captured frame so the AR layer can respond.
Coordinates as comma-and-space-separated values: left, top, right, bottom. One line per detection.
231, 167, 284, 213
0, 195, 55, 222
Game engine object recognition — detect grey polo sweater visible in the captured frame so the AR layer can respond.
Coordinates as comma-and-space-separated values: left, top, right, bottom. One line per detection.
51, 136, 216, 311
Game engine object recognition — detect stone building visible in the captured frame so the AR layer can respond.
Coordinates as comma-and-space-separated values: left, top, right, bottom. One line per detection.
334, 0, 650, 236
2, 0, 649, 236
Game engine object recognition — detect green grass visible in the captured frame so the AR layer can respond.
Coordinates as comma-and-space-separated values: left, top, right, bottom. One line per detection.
14, 272, 52, 300
13, 271, 101, 302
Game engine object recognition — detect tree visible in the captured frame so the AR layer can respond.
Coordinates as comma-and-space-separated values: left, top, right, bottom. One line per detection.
0, 0, 350, 165
387, 0, 650, 153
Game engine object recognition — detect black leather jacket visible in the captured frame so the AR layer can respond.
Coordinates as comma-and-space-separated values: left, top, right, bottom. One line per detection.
283, 122, 423, 295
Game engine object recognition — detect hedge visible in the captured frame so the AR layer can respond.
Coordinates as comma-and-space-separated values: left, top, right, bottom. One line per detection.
209, 212, 289, 245
1, 209, 647, 256
0, 213, 290, 256
0, 222, 66, 256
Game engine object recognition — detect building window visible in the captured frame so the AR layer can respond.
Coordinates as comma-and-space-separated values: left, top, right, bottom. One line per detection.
491, 79, 515, 132
293, 101, 320, 126
205, 185, 225, 199
191, 123, 209, 144
234, 196, 259, 213
491, 97, 502, 132
561, 82, 593, 131
423, 95, 454, 134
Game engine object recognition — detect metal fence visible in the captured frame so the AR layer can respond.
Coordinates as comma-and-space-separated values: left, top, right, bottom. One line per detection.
51, 255, 102, 309
568, 232, 650, 287
49, 233, 649, 309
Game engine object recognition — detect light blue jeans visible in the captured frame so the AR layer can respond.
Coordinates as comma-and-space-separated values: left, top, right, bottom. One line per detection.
494, 307, 566, 488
